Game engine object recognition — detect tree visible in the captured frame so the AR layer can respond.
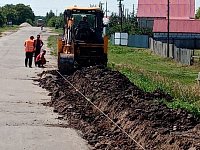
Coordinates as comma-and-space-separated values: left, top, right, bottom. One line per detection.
47, 16, 57, 27
2, 4, 18, 25
45, 11, 64, 28
45, 10, 55, 25
55, 13, 64, 28
196, 7, 200, 19
0, 4, 35, 26
15, 4, 35, 25
107, 13, 153, 36
0, 8, 6, 26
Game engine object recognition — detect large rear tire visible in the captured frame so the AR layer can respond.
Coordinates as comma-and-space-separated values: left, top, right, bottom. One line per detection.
58, 53, 74, 74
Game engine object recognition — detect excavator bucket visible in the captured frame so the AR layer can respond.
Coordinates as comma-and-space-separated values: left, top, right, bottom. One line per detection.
58, 53, 74, 74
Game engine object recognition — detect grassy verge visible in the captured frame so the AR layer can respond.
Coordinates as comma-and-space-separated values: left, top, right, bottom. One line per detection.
47, 28, 63, 56
108, 44, 200, 116
0, 25, 19, 35
47, 35, 59, 56
49, 27, 63, 35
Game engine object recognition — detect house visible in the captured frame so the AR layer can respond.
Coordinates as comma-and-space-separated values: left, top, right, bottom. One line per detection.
153, 19, 200, 49
137, 0, 195, 29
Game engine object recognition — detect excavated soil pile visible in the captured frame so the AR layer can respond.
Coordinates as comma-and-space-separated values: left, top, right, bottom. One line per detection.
38, 66, 200, 150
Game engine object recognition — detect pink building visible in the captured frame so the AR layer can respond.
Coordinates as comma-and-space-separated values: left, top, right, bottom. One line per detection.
137, 0, 195, 29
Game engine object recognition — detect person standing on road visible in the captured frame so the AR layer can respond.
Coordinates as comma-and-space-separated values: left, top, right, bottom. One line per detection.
34, 34, 43, 66
24, 36, 35, 68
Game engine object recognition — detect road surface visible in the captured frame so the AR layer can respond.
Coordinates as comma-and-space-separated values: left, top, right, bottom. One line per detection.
0, 26, 89, 150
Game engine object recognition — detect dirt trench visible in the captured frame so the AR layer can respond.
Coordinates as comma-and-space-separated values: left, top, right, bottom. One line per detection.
37, 66, 200, 150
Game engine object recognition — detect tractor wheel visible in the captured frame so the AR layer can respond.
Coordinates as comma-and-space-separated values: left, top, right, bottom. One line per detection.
58, 53, 74, 75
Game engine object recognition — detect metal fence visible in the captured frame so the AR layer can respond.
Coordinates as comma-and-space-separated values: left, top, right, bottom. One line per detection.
150, 38, 194, 65
111, 33, 149, 48
128, 35, 149, 48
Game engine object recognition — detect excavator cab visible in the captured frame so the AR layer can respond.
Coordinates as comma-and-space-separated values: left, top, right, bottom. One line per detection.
57, 6, 108, 74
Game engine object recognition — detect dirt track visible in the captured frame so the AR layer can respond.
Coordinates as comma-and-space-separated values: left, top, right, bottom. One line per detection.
38, 66, 200, 150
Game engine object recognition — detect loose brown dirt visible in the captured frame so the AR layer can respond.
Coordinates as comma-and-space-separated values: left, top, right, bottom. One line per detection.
37, 66, 200, 150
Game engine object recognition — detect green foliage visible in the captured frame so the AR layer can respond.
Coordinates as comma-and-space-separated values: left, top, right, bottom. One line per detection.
47, 16, 57, 27
15, 4, 35, 25
196, 7, 200, 19
26, 19, 33, 26
0, 25, 19, 35
45, 11, 64, 28
107, 13, 153, 36
45, 10, 55, 24
165, 99, 200, 117
0, 8, 6, 27
0, 3, 35, 26
108, 44, 200, 115
55, 13, 64, 28
47, 35, 58, 56
1, 4, 18, 24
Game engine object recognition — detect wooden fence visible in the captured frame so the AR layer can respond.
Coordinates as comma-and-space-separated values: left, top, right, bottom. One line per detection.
150, 38, 194, 65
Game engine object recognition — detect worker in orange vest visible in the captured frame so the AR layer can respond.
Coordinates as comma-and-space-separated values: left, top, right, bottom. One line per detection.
24, 36, 35, 68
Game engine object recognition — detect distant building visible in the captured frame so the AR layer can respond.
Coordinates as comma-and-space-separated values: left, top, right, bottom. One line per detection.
137, 0, 195, 29
153, 19, 200, 49
153, 19, 200, 39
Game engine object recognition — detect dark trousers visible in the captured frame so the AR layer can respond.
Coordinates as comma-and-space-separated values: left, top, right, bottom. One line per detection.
25, 52, 33, 67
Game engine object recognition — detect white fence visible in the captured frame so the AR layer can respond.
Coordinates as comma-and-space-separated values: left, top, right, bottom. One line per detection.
150, 38, 194, 65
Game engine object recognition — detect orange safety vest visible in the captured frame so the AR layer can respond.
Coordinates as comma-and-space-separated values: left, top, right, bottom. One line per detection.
25, 39, 34, 52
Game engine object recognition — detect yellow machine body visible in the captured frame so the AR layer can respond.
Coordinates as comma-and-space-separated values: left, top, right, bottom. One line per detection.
57, 6, 108, 74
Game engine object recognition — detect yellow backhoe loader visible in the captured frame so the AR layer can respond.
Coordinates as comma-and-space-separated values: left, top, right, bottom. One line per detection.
57, 6, 108, 74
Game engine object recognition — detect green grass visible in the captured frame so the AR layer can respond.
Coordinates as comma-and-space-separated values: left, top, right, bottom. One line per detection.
0, 25, 19, 35
49, 27, 63, 35
47, 28, 63, 56
108, 44, 200, 116
47, 35, 59, 56
109, 44, 199, 85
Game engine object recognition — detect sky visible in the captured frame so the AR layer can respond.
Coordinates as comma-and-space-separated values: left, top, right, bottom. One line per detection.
0, 0, 200, 16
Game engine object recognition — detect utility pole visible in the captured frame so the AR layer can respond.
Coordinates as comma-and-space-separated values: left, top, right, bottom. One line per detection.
122, 4, 125, 18
167, 0, 170, 57
117, 0, 123, 32
117, 0, 123, 45
125, 9, 129, 21
125, 8, 127, 21
105, 1, 108, 18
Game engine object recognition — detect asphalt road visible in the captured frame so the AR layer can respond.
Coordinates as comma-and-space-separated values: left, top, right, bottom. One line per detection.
0, 26, 89, 150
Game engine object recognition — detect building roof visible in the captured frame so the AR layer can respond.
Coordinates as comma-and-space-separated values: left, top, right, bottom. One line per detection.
153, 19, 200, 33
137, 0, 195, 19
